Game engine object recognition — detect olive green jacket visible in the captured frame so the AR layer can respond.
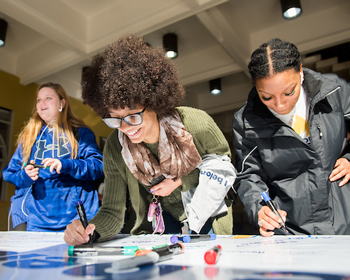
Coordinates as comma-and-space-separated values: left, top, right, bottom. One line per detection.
91, 106, 233, 242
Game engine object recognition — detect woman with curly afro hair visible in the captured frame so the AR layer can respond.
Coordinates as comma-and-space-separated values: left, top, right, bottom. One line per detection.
64, 34, 236, 245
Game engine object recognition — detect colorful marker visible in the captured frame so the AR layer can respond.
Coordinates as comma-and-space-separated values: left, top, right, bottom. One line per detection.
261, 191, 289, 234
68, 244, 138, 256
24, 162, 50, 169
204, 245, 222, 265
135, 242, 184, 257
112, 243, 185, 270
170, 234, 216, 244
75, 201, 93, 245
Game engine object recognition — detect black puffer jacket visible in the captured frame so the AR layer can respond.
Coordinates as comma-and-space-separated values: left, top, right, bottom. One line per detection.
233, 68, 350, 235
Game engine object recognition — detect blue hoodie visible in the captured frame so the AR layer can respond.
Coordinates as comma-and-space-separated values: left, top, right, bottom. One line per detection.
3, 125, 103, 231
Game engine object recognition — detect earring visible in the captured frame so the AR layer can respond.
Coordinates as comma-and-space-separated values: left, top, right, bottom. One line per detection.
300, 72, 304, 84
59, 104, 62, 112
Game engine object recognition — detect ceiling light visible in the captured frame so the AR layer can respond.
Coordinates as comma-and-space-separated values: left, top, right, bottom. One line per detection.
0, 19, 8, 47
280, 0, 302, 20
163, 33, 178, 59
209, 78, 221, 95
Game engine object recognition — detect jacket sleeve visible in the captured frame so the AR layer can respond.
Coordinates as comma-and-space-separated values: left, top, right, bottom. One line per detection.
60, 127, 103, 181
338, 76, 350, 161
179, 108, 235, 232
232, 112, 269, 227
182, 153, 236, 233
2, 144, 35, 188
337, 75, 350, 118
180, 108, 232, 190
89, 133, 126, 242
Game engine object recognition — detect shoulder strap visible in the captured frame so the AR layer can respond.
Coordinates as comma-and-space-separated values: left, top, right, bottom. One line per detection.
72, 127, 80, 159
73, 127, 80, 142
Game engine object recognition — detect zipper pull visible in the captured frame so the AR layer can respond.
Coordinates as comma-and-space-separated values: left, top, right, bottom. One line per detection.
317, 124, 323, 138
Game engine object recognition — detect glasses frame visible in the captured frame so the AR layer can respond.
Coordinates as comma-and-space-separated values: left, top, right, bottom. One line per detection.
102, 108, 146, 129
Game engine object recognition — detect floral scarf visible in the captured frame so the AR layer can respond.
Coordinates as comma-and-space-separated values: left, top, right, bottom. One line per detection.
118, 112, 202, 186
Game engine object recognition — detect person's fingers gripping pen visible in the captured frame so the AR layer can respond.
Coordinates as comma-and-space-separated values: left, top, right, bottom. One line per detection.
24, 160, 39, 181
42, 158, 62, 174
64, 220, 95, 246
258, 206, 287, 237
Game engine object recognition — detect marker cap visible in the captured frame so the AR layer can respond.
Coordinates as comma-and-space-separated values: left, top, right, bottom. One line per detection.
170, 235, 178, 244
182, 235, 191, 243
177, 242, 185, 253
209, 234, 216, 240
68, 245, 74, 257
261, 191, 271, 202
135, 249, 152, 257
75, 201, 83, 206
204, 245, 222, 265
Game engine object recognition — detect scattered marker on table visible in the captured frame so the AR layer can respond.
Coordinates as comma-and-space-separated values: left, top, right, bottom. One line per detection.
204, 245, 222, 265
170, 234, 216, 243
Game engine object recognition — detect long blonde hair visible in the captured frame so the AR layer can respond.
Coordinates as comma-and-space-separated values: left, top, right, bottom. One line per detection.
17, 83, 86, 164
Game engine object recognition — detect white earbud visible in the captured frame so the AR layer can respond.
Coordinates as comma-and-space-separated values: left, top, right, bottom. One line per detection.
59, 103, 63, 112
300, 72, 304, 85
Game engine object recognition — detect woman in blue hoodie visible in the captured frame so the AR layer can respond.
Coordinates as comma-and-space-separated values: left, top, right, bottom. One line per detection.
3, 82, 103, 231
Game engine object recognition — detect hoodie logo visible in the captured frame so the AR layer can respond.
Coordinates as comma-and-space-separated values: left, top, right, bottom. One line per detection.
34, 136, 70, 159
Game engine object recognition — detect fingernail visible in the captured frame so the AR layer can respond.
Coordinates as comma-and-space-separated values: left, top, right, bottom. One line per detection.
150, 190, 154, 193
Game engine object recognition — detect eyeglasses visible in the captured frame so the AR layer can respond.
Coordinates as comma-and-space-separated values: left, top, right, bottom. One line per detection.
102, 108, 146, 129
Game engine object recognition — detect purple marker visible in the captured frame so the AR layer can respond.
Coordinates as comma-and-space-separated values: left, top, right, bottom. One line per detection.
170, 234, 216, 244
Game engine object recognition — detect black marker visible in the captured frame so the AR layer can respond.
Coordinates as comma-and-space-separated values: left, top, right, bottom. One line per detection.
68, 244, 138, 256
261, 191, 289, 234
151, 175, 166, 186
24, 162, 49, 169
75, 201, 93, 245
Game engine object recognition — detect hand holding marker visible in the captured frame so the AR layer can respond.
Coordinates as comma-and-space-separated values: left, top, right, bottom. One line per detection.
24, 162, 50, 169
75, 201, 93, 245
261, 191, 289, 234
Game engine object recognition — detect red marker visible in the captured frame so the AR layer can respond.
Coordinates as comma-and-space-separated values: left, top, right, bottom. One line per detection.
204, 245, 222, 265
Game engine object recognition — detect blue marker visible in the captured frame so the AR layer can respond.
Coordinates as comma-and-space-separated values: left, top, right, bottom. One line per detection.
261, 191, 289, 234
170, 234, 216, 244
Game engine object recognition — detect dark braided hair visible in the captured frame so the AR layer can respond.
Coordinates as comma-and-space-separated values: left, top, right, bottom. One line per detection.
248, 38, 301, 84
81, 34, 185, 118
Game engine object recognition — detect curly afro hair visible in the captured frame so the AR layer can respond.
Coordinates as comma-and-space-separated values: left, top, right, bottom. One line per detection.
81, 34, 185, 118
248, 38, 301, 84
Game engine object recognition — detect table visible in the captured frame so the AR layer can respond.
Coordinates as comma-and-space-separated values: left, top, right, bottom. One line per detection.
1, 232, 350, 279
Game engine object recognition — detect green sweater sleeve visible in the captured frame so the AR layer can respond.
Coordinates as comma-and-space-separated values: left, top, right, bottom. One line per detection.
89, 131, 127, 242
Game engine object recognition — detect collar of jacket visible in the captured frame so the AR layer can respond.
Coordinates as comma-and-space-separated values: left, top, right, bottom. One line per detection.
242, 68, 338, 139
